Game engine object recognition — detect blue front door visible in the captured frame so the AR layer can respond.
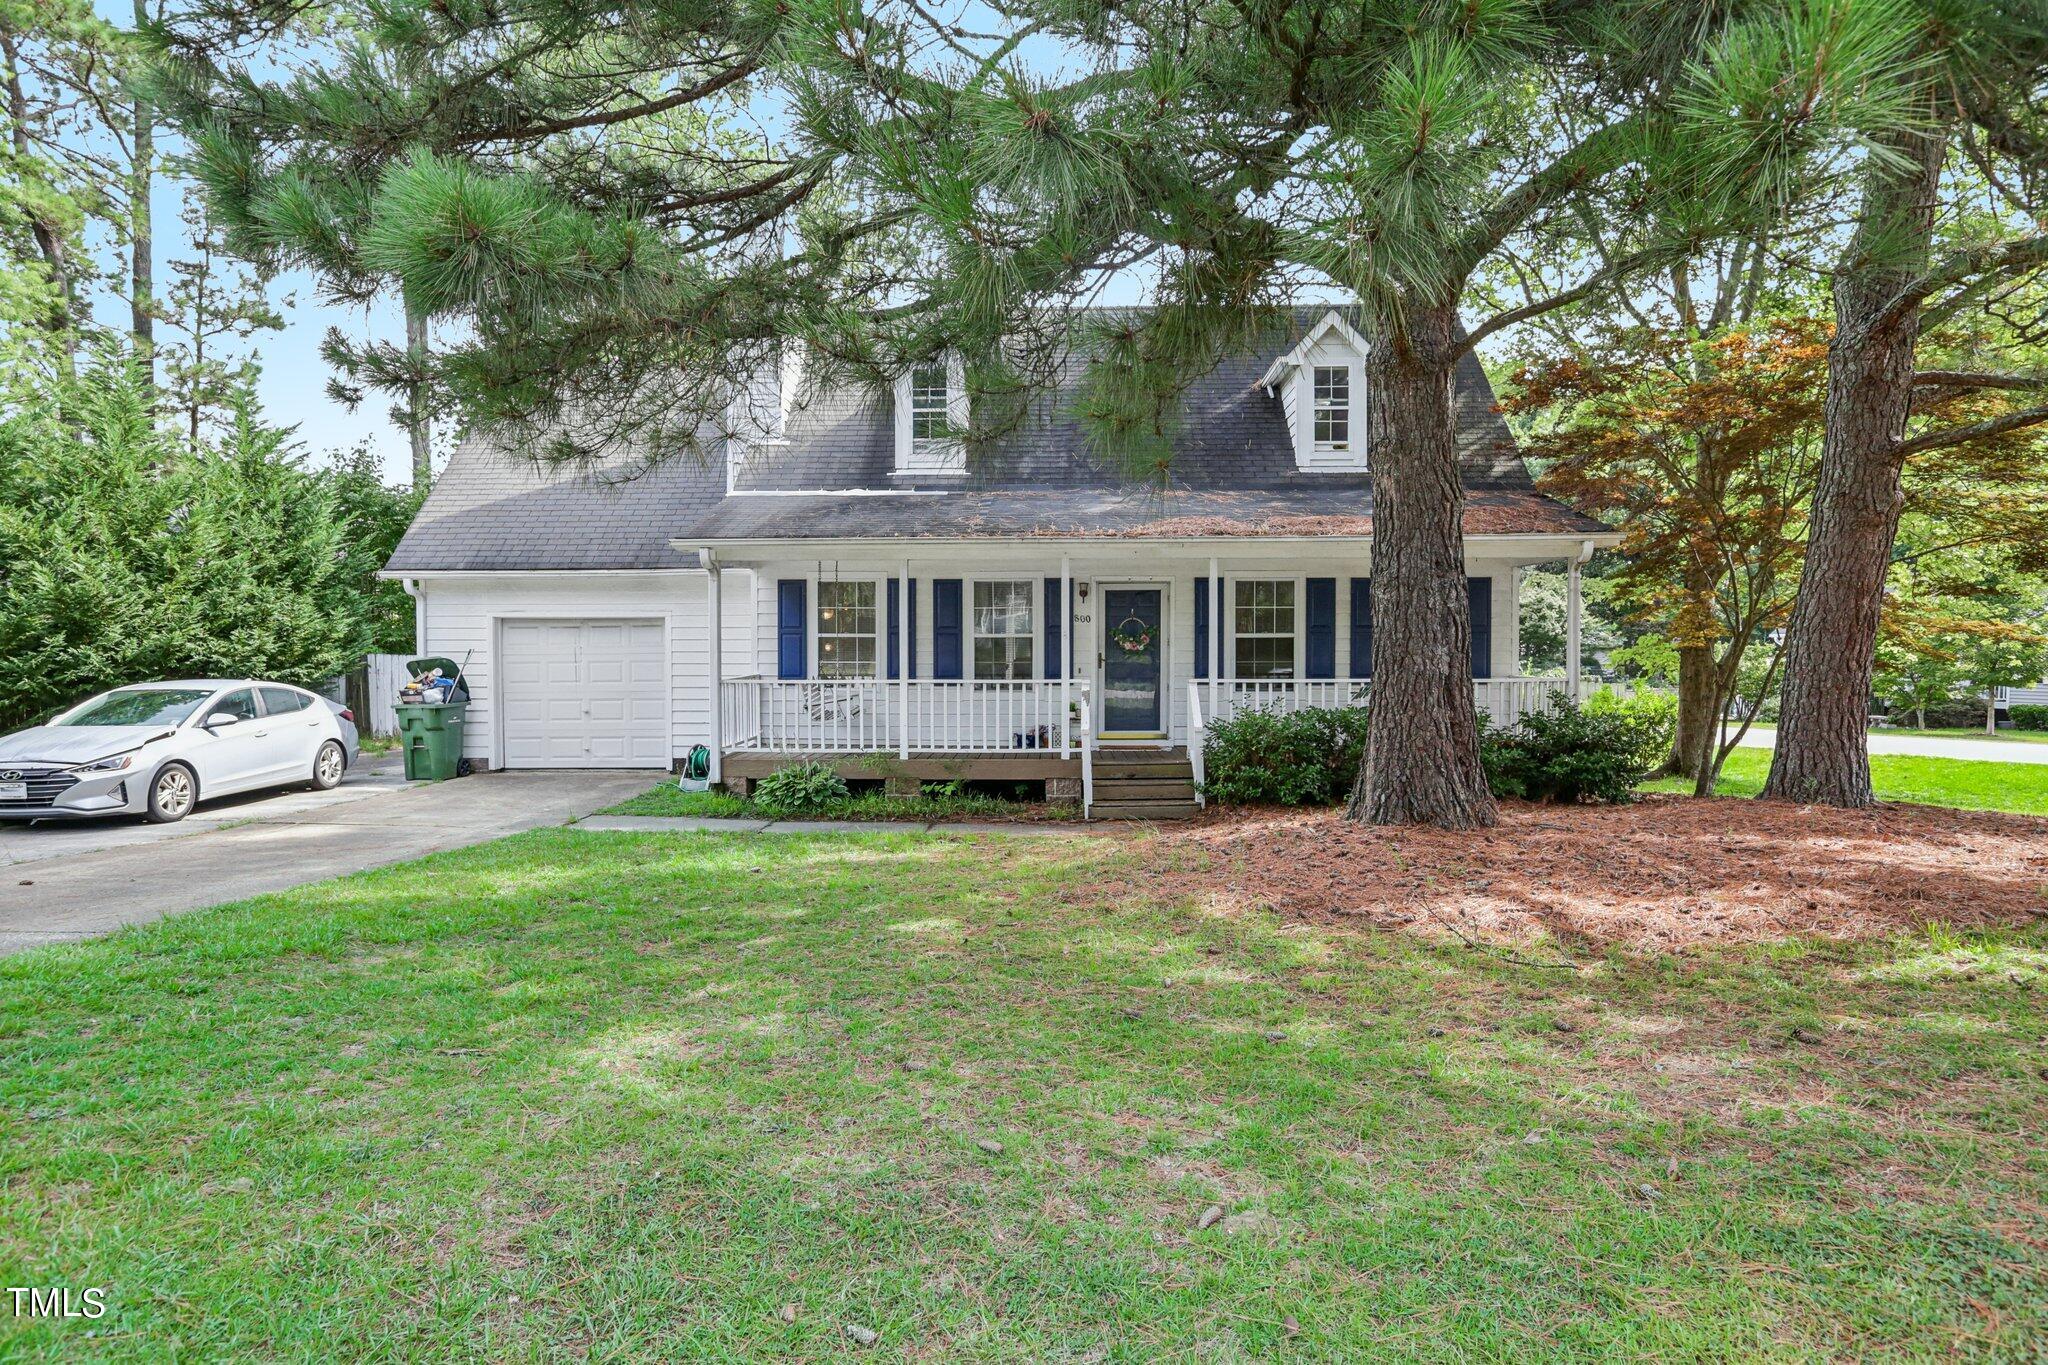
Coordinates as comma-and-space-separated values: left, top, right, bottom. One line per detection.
1101, 588, 1164, 733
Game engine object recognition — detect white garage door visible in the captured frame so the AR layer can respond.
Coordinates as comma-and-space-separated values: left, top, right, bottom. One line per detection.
500, 619, 669, 768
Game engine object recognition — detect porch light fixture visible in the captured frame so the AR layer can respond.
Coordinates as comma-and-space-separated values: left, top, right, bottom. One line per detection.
1077, 582, 1089, 602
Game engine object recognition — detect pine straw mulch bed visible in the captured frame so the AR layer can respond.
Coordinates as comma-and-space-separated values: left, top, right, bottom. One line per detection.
1099, 795, 2048, 954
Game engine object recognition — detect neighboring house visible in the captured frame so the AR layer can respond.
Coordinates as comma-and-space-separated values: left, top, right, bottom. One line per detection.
382, 310, 1620, 815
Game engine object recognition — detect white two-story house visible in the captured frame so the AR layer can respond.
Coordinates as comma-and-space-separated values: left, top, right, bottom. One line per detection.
382, 310, 1618, 816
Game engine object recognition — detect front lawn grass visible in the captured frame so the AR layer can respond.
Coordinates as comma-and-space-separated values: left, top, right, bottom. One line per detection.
1642, 745, 2048, 814
3, 829, 2044, 1359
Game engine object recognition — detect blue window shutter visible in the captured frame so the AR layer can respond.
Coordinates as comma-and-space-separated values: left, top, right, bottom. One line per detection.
933, 579, 963, 679
887, 578, 902, 680
1193, 577, 1209, 679
1468, 577, 1493, 680
1350, 578, 1373, 679
777, 579, 807, 679
1043, 577, 1061, 679
907, 579, 917, 678
1305, 578, 1336, 678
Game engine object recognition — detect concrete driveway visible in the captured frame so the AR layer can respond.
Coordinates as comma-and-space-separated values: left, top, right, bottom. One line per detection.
0, 767, 657, 956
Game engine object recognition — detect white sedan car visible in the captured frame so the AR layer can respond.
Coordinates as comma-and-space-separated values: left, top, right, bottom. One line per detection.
0, 680, 361, 824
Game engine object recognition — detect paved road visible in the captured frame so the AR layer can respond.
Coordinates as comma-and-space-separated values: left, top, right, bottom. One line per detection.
0, 769, 655, 956
1729, 725, 2048, 766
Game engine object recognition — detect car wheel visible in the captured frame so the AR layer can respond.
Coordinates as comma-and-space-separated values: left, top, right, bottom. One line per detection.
146, 763, 197, 823
312, 741, 346, 791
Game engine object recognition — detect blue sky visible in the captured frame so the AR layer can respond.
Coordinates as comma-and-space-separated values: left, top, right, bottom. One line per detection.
92, 0, 419, 484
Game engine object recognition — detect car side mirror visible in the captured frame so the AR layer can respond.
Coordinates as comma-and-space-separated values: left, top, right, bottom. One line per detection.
202, 712, 239, 730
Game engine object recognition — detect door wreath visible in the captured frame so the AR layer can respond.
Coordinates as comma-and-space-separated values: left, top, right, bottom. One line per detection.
1107, 614, 1154, 655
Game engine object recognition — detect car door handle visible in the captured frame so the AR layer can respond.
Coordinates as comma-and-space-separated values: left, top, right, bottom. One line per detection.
254, 730, 268, 737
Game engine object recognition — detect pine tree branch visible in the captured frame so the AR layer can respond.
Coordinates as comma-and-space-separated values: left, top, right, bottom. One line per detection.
1888, 404, 2048, 461
1873, 233, 2048, 334
1450, 114, 1647, 280
1911, 370, 2048, 391
453, 60, 760, 146
1459, 244, 1682, 355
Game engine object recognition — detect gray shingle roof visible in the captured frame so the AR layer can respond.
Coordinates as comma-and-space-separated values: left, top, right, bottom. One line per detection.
386, 309, 1591, 573
385, 432, 724, 573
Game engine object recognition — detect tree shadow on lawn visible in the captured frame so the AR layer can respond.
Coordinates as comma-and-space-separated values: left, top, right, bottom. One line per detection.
1, 828, 2043, 1359
1143, 795, 2048, 954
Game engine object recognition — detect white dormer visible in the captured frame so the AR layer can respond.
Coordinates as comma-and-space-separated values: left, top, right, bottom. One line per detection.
892, 353, 968, 476
1258, 311, 1368, 472
728, 343, 804, 445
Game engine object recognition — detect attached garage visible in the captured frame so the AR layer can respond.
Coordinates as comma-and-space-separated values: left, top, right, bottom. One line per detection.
499, 619, 670, 769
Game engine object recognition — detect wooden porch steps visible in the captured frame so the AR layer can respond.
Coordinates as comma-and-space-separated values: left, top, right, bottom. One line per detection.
1092, 748, 1199, 820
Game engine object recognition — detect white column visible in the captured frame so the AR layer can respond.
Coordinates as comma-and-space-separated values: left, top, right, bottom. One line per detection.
705, 553, 723, 782
1566, 549, 1584, 704
899, 560, 912, 759
1060, 553, 1072, 758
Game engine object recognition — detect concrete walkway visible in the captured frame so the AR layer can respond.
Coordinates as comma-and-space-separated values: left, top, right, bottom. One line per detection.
0, 769, 654, 956
1730, 725, 2048, 766
573, 814, 1105, 836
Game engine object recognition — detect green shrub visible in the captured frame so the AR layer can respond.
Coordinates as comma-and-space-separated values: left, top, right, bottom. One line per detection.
1583, 686, 1679, 760
2009, 705, 2048, 731
1199, 705, 1370, 806
1481, 697, 1668, 804
753, 761, 851, 815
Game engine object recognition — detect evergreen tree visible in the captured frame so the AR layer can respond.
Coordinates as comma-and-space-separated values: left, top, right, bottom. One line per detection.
0, 356, 414, 728
1765, 13, 2048, 806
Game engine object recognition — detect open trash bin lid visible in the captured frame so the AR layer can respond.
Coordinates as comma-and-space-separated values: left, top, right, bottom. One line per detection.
405, 656, 471, 702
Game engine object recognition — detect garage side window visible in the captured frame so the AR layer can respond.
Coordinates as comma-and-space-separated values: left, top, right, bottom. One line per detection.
816, 581, 879, 678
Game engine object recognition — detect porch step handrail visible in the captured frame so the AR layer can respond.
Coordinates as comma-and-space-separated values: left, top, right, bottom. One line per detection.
1079, 696, 1095, 818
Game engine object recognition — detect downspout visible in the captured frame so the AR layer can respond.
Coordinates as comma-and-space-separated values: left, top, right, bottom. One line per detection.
403, 578, 425, 656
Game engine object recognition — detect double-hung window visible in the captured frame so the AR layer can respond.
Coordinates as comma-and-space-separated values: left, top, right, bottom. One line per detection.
816, 580, 879, 678
1312, 365, 1350, 451
972, 580, 1035, 680
1233, 579, 1297, 679
909, 364, 950, 443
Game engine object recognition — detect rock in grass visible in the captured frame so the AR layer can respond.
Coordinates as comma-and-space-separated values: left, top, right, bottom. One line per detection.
1637, 1183, 1661, 1201
1553, 1017, 1578, 1034
777, 1304, 797, 1324
1196, 1204, 1225, 1231
844, 1323, 878, 1346
1283, 1316, 1302, 1337
1791, 1027, 1825, 1045
1263, 1030, 1287, 1043
976, 1137, 1004, 1154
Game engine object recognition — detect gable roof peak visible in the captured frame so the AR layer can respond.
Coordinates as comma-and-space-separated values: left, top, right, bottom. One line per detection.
1258, 309, 1369, 392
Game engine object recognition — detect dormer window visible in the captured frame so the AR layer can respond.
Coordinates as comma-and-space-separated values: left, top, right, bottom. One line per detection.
893, 354, 968, 475
909, 364, 949, 442
1313, 366, 1351, 451
1258, 310, 1369, 471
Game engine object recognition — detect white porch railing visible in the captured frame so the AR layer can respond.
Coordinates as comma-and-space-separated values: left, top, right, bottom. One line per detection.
1200, 676, 1575, 727
720, 677, 1090, 755
1078, 697, 1095, 817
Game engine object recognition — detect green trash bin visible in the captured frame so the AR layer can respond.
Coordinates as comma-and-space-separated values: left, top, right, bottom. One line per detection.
397, 701, 468, 781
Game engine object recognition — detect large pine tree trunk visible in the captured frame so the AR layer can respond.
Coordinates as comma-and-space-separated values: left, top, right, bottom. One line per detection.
1763, 125, 1944, 807
1347, 302, 1498, 828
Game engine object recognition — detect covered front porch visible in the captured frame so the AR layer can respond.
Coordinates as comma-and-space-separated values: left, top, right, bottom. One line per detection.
690, 534, 1597, 814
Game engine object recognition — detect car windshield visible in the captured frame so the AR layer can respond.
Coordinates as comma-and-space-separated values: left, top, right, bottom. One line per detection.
56, 688, 216, 727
